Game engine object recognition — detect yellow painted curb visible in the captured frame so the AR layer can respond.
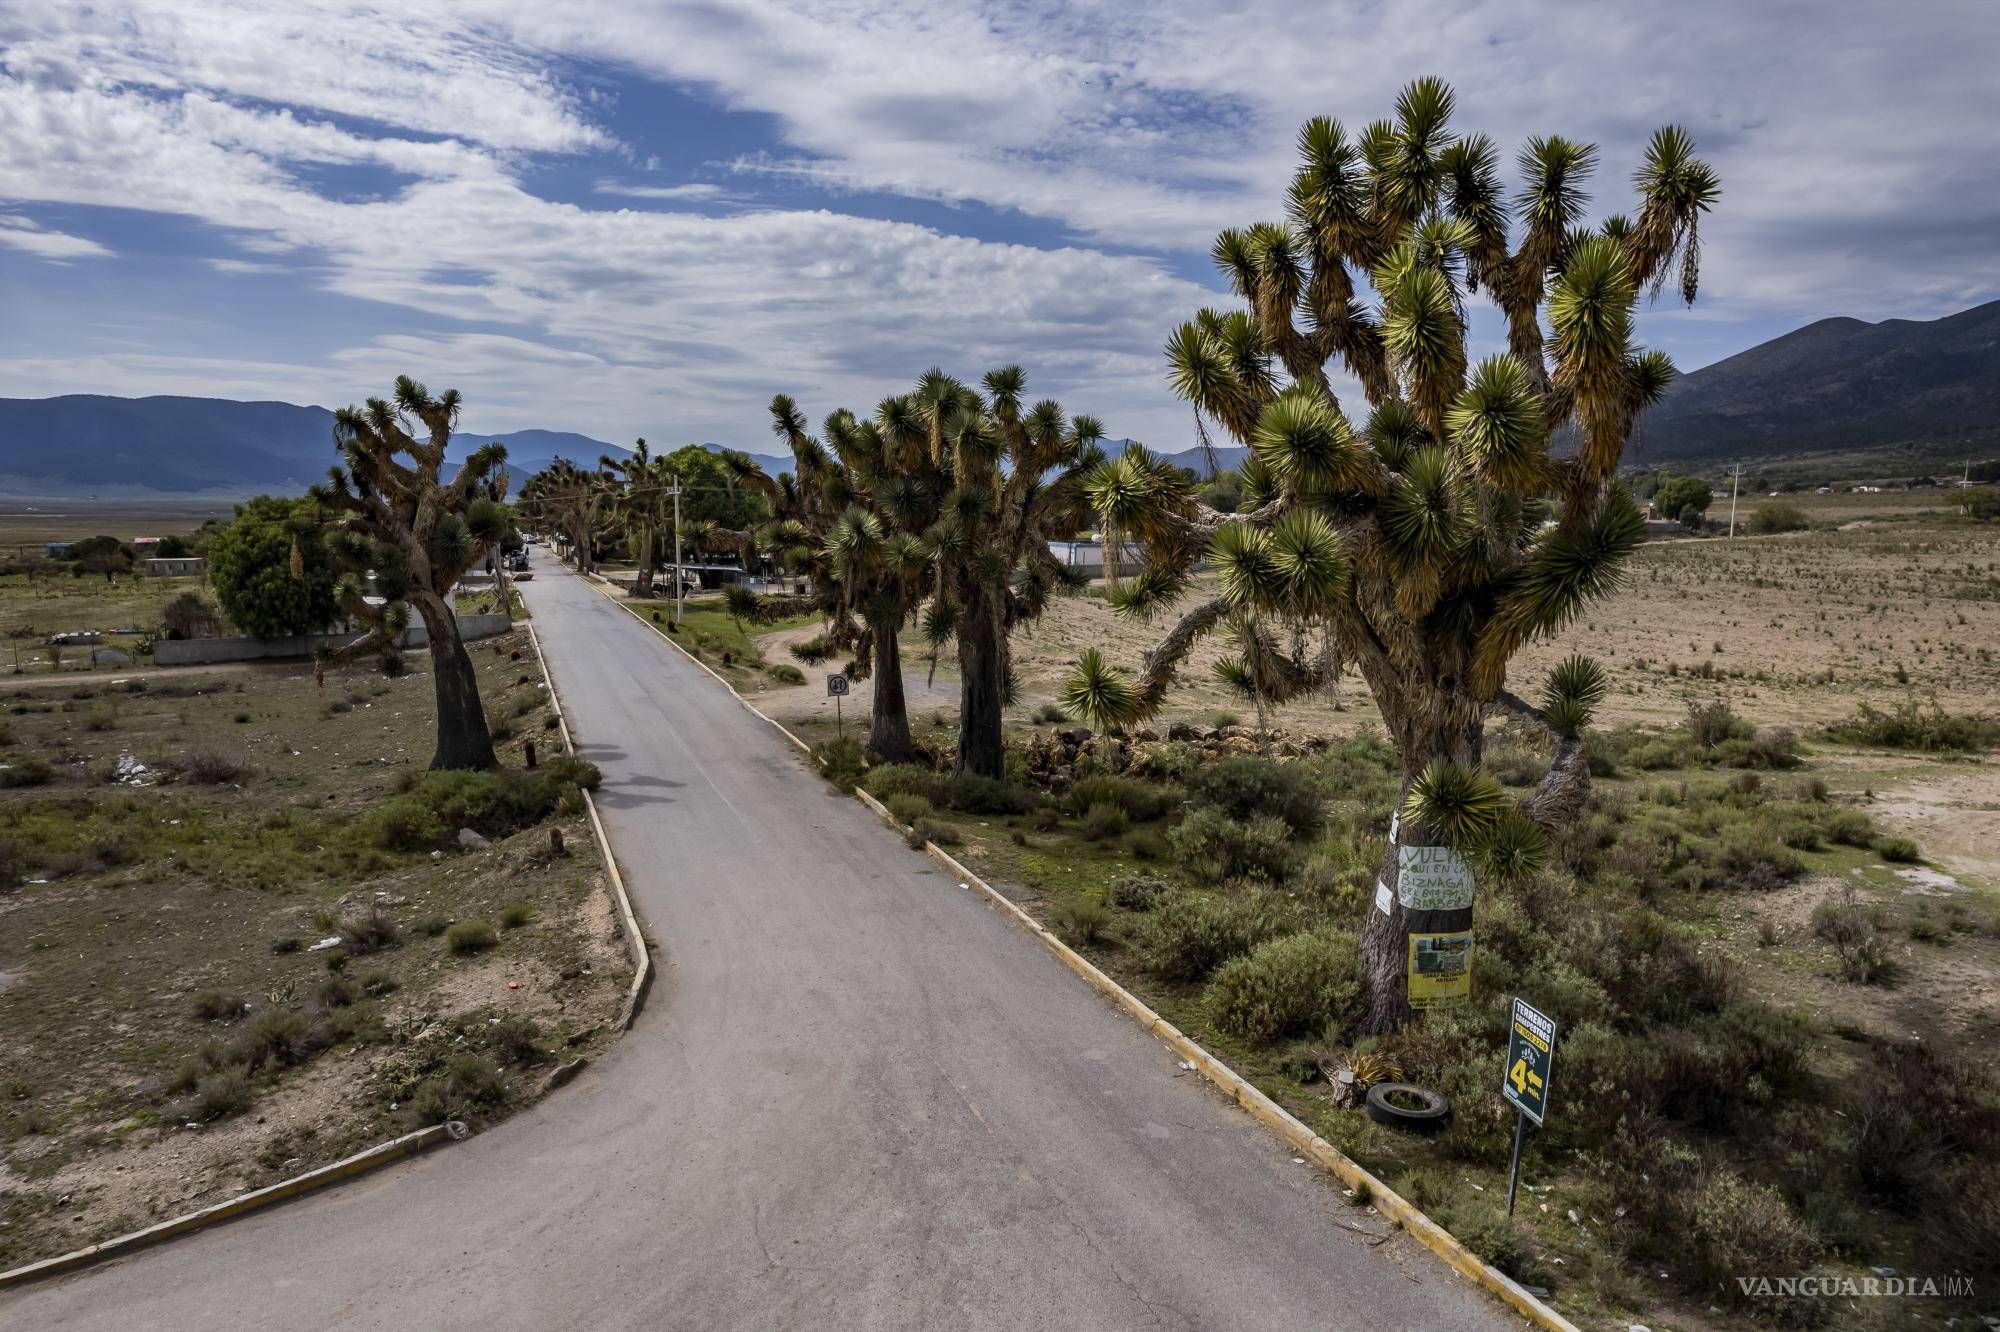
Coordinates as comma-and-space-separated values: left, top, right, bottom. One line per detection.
526, 620, 652, 1031
582, 566, 1573, 1332
0, 1126, 448, 1290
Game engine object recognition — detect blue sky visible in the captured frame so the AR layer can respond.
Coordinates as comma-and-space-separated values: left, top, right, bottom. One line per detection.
2, 1, 1997, 452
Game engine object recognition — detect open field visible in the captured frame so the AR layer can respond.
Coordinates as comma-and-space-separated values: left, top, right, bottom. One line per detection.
0, 627, 631, 1270
0, 572, 209, 675
0, 499, 233, 552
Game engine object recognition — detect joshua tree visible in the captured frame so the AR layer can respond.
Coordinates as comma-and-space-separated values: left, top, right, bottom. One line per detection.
317, 376, 512, 772
1060, 79, 1718, 1030
767, 393, 944, 762
520, 458, 611, 572
903, 367, 1104, 778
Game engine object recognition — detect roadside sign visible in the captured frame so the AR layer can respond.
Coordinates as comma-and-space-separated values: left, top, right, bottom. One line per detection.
1502, 998, 1556, 1125
826, 674, 850, 697
1501, 997, 1555, 1216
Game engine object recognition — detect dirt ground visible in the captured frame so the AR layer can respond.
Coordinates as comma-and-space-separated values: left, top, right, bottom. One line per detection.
0, 628, 632, 1270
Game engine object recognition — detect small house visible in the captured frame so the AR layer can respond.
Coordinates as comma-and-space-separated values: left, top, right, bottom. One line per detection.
145, 556, 205, 578
44, 541, 71, 558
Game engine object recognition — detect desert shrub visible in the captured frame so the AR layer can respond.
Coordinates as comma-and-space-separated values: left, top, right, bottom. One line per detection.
1029, 702, 1069, 724
83, 703, 116, 732
1296, 851, 1370, 916
1683, 698, 1753, 750
1124, 828, 1168, 861
1716, 823, 1806, 888
1907, 912, 1947, 943
767, 664, 805, 684
414, 914, 451, 937
0, 755, 54, 788
316, 975, 360, 1008
1053, 894, 1113, 943
1875, 835, 1920, 863
405, 1052, 507, 1128
182, 749, 244, 784
1675, 1171, 1823, 1315
342, 905, 400, 954
1188, 756, 1323, 834
1141, 891, 1270, 983
945, 772, 1040, 815
488, 1015, 546, 1066
1168, 807, 1295, 883
1826, 696, 2000, 753
183, 1065, 253, 1121
810, 736, 867, 791
1132, 741, 1200, 783
189, 990, 245, 1021
358, 970, 399, 997
361, 757, 601, 850
1109, 873, 1168, 911
499, 900, 536, 928
1204, 930, 1362, 1044
863, 763, 953, 807
1749, 501, 1811, 534
1824, 809, 1876, 847
1429, 1201, 1528, 1279
882, 793, 933, 826
1079, 801, 1128, 841
1065, 775, 1179, 822
446, 920, 498, 955
233, 1008, 313, 1069
916, 817, 961, 847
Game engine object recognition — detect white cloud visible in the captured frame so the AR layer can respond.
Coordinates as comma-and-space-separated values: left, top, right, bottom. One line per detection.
0, 214, 111, 260
0, 0, 1995, 450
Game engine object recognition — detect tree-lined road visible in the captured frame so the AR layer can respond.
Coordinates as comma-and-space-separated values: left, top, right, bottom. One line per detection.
2, 560, 1514, 1331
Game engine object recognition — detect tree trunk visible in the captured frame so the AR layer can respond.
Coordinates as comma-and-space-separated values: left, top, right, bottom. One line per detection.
411, 591, 498, 772
869, 621, 920, 763
634, 522, 655, 597
1356, 714, 1483, 1034
954, 584, 1007, 778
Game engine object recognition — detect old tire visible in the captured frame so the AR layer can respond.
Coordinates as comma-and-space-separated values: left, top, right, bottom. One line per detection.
1365, 1082, 1452, 1133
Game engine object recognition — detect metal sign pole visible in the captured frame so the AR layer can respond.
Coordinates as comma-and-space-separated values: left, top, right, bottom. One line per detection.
835, 691, 843, 742
1505, 1109, 1527, 1215
672, 478, 684, 626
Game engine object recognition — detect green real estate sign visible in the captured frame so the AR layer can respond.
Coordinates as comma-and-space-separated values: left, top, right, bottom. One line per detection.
1502, 997, 1556, 1125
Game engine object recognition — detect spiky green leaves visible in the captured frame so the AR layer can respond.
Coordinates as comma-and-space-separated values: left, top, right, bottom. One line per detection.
1473, 486, 1645, 692
1631, 125, 1720, 304
1401, 759, 1505, 847
1379, 263, 1465, 433
1107, 565, 1188, 619
1210, 509, 1349, 617
1378, 445, 1466, 576
1475, 808, 1549, 886
1060, 649, 1148, 732
1251, 385, 1364, 493
1550, 235, 1634, 370
1364, 400, 1427, 472
1540, 654, 1608, 738
1447, 355, 1547, 492
823, 505, 885, 583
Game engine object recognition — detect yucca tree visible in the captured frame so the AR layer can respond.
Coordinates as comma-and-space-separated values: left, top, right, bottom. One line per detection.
907, 367, 1105, 777
610, 439, 672, 596
316, 375, 512, 771
1061, 79, 1718, 1031
767, 393, 943, 762
520, 457, 612, 572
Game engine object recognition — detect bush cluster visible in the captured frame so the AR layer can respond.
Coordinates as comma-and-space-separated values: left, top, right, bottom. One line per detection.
1203, 930, 1362, 1043
361, 756, 600, 851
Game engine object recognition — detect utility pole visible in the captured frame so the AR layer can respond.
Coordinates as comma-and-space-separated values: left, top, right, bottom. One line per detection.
1726, 463, 1743, 537
671, 476, 684, 626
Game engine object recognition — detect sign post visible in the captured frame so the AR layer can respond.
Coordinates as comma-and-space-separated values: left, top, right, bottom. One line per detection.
1500, 997, 1556, 1216
826, 672, 849, 741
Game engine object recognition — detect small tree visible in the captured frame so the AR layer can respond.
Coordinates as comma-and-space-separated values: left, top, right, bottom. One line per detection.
207, 497, 340, 638
1653, 473, 1712, 525
1062, 78, 1718, 1031
317, 376, 511, 772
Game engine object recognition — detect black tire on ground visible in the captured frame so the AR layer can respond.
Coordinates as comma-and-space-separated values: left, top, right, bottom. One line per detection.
1364, 1082, 1452, 1133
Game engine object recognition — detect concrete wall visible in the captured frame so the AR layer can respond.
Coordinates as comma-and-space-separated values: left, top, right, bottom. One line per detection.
154, 612, 513, 666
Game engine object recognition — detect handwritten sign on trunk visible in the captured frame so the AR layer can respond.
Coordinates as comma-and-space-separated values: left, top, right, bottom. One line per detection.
1396, 844, 1474, 911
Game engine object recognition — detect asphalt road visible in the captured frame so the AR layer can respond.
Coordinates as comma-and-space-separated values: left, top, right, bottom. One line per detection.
2, 561, 1516, 1332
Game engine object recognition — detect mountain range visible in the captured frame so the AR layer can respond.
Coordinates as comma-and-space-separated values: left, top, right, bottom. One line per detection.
1, 299, 1993, 495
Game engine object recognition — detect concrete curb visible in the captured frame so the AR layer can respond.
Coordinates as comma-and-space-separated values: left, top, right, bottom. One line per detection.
0, 1126, 449, 1290
526, 620, 653, 1032
584, 569, 1576, 1332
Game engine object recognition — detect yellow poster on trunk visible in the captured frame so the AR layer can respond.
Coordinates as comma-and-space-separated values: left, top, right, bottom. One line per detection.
1407, 930, 1473, 1009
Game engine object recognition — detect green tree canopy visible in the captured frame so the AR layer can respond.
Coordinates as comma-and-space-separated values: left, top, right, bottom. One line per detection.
1653, 474, 1713, 523
206, 496, 339, 638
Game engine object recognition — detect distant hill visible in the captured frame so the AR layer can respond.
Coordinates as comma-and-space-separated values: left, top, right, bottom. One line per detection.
1639, 299, 2000, 462
0, 395, 628, 496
